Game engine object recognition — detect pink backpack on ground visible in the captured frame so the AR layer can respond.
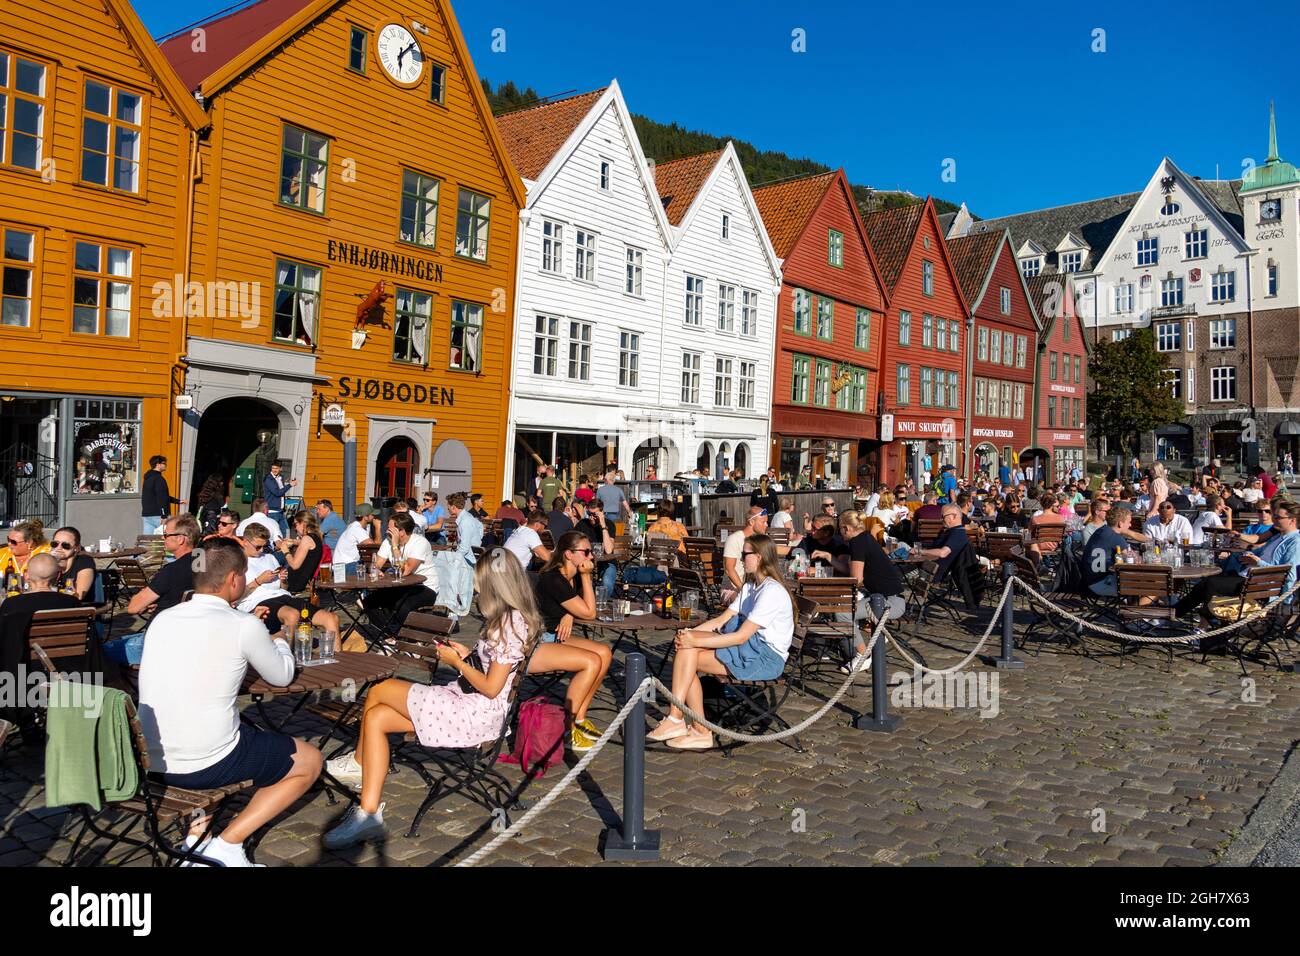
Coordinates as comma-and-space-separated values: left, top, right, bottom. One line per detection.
498, 697, 567, 778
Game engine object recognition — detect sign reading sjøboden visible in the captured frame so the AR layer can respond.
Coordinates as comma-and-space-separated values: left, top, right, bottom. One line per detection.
337, 376, 455, 406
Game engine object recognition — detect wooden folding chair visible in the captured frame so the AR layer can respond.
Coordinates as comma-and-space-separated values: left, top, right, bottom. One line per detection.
915, 518, 945, 546
793, 577, 856, 684
767, 527, 791, 547
1112, 564, 1193, 667
27, 606, 97, 673
1211, 564, 1291, 674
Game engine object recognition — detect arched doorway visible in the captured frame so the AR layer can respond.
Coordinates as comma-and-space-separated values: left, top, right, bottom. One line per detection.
429, 438, 472, 499
696, 442, 714, 474
632, 437, 676, 479
375, 436, 419, 503
734, 442, 749, 477
1019, 447, 1050, 485
189, 397, 281, 520
715, 442, 731, 478
973, 442, 998, 478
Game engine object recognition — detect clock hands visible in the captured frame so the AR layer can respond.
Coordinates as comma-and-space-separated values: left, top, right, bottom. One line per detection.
397, 41, 417, 73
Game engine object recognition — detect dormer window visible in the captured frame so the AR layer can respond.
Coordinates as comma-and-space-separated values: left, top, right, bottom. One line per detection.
1060, 251, 1083, 273
1020, 256, 1042, 279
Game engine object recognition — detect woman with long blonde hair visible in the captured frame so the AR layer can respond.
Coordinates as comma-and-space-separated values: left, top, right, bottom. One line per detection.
323, 549, 540, 848
649, 534, 796, 751
0, 519, 50, 578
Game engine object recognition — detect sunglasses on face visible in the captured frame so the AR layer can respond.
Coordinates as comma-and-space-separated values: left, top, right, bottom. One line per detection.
743, 550, 758, 557
218, 520, 236, 527
51, 540, 75, 550
6, 538, 23, 546
569, 548, 593, 556
163, 531, 186, 538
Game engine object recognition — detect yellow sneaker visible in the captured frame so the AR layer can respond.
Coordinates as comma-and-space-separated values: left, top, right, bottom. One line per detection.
576, 718, 601, 739
569, 725, 596, 753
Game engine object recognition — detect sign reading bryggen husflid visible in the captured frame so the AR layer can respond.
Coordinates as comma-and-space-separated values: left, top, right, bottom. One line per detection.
160, 0, 526, 508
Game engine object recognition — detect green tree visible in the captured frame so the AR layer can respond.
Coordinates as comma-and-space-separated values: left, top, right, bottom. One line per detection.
1087, 329, 1184, 455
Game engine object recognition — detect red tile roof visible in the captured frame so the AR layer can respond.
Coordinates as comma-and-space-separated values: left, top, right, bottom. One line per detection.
493, 88, 607, 181
860, 203, 925, 292
159, 0, 318, 92
945, 231, 1004, 308
751, 172, 836, 259
653, 149, 725, 225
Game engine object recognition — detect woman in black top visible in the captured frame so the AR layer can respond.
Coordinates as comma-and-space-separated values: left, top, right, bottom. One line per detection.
278, 509, 324, 593
998, 498, 1032, 530
50, 526, 97, 603
527, 530, 611, 753
749, 476, 780, 517
195, 473, 227, 533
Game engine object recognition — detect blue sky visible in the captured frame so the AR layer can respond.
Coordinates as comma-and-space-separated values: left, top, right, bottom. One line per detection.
136, 0, 1297, 218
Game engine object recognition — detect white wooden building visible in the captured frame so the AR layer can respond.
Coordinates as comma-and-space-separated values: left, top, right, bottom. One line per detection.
496, 82, 779, 493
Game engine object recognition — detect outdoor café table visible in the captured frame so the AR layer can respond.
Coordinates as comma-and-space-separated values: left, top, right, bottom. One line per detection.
315, 573, 426, 652
86, 546, 146, 563
242, 651, 397, 736
579, 610, 706, 686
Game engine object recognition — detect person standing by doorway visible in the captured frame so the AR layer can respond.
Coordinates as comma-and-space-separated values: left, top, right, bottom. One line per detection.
142, 455, 184, 535
263, 462, 296, 537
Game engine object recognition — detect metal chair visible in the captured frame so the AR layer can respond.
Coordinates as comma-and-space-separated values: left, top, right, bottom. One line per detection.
1209, 564, 1291, 675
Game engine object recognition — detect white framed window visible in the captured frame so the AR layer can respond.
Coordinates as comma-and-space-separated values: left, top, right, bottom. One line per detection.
950, 371, 961, 410
1113, 328, 1131, 342
1000, 287, 1011, 314
574, 229, 597, 282
541, 220, 564, 274
999, 380, 1011, 417
977, 327, 988, 361
990, 328, 1002, 364
72, 241, 135, 337
1155, 322, 1181, 352
1002, 331, 1014, 366
1166, 367, 1182, 400
0, 52, 49, 170
533, 314, 559, 376
1267, 263, 1278, 297
738, 360, 756, 410
813, 360, 831, 407
685, 275, 705, 326
816, 297, 833, 340
714, 356, 733, 407
742, 290, 759, 337
1210, 270, 1235, 303
922, 313, 933, 348
618, 330, 639, 388
1187, 366, 1196, 403
1020, 256, 1041, 278
1160, 277, 1183, 307
566, 319, 591, 381
1114, 282, 1133, 313
1015, 335, 1027, 369
934, 370, 946, 409
828, 229, 844, 267
81, 79, 143, 193
920, 367, 933, 406
721, 213, 731, 241
718, 283, 736, 332
1, 226, 36, 328
681, 351, 701, 404
1013, 383, 1025, 418
1209, 318, 1236, 349
1184, 228, 1208, 259
1060, 250, 1083, 273
922, 260, 934, 295
1210, 366, 1236, 402
855, 308, 870, 350
898, 310, 911, 345
975, 378, 987, 416
791, 355, 810, 404
1050, 352, 1058, 380
1136, 236, 1159, 266
936, 316, 947, 351
844, 369, 867, 414
624, 246, 643, 296
1186, 322, 1194, 352
896, 364, 910, 405
599, 158, 612, 191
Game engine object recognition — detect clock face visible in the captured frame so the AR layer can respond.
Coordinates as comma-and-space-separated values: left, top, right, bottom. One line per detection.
1261, 199, 1282, 221
376, 24, 423, 85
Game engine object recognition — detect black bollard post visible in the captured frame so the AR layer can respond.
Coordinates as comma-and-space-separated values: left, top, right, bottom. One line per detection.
854, 593, 902, 732
603, 652, 661, 860
981, 562, 1025, 669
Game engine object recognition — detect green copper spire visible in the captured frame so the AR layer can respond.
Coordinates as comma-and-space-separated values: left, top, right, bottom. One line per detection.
1241, 101, 1300, 193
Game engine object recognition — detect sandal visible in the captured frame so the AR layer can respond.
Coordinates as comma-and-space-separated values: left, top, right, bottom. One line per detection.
666, 730, 714, 750
646, 716, 688, 742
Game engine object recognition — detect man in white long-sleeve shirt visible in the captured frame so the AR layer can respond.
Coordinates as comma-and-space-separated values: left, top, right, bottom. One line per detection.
138, 537, 322, 867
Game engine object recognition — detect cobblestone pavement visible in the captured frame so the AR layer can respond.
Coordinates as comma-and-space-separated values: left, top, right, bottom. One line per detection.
3, 601, 1299, 867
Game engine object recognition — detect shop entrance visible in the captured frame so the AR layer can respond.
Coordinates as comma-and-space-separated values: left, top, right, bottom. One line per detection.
189, 397, 281, 520
0, 396, 60, 525
375, 436, 419, 502
1210, 421, 1244, 470
973, 443, 998, 478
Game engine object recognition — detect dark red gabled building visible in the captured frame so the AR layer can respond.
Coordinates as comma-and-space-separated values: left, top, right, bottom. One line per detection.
753, 171, 889, 487
947, 229, 1039, 481
863, 198, 971, 486
1025, 273, 1090, 482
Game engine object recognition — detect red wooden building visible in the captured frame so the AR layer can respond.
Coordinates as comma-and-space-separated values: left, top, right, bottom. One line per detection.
862, 198, 971, 486
947, 229, 1039, 481
1026, 273, 1090, 482
752, 171, 888, 487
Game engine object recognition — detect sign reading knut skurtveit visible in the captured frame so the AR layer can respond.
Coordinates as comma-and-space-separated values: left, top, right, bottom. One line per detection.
893, 419, 956, 437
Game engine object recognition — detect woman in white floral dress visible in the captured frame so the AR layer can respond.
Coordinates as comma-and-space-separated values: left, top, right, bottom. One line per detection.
323, 549, 541, 849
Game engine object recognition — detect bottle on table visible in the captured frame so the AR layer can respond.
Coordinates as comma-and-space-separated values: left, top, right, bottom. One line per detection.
295, 606, 312, 664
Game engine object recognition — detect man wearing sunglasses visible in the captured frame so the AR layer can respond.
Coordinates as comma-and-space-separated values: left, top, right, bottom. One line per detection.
204, 510, 240, 542
1142, 500, 1194, 547
127, 514, 200, 618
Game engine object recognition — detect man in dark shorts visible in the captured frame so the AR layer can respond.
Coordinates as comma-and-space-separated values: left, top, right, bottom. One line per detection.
137, 537, 322, 867
126, 513, 200, 620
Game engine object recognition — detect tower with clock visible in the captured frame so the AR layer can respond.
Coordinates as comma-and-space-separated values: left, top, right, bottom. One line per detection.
1240, 103, 1299, 311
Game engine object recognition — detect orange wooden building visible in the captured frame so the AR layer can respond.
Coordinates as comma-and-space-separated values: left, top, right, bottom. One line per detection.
160, 0, 524, 511
0, 0, 206, 538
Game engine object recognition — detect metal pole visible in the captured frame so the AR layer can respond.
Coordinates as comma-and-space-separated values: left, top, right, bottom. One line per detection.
342, 434, 357, 523
602, 652, 660, 860
982, 562, 1025, 669
854, 593, 901, 732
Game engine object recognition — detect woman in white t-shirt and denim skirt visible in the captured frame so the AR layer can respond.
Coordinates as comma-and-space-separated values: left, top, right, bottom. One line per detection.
648, 534, 795, 751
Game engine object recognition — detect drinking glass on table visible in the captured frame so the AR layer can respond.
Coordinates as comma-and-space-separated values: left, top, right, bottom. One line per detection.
320, 629, 337, 661
678, 591, 696, 622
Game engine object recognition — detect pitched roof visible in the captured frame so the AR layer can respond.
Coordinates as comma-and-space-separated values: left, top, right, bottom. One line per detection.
945, 231, 1004, 307
653, 149, 725, 225
493, 88, 607, 181
158, 0, 318, 92
751, 172, 837, 259
861, 203, 925, 291
965, 178, 1244, 275
102, 0, 208, 129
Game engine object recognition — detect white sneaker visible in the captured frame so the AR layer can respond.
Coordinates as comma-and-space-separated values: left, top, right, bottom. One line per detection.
326, 752, 363, 786
180, 835, 262, 867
